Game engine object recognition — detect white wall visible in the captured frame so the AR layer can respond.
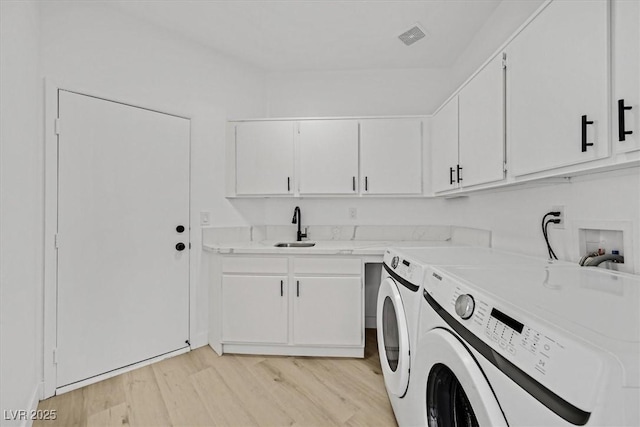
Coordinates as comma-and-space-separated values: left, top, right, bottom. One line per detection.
38, 0, 266, 355
448, 0, 545, 93
256, 168, 640, 273
0, 1, 43, 423
265, 68, 451, 117
263, 0, 546, 119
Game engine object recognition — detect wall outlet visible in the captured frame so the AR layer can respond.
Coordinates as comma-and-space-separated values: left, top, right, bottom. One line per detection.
200, 211, 211, 226
349, 207, 357, 220
551, 205, 564, 229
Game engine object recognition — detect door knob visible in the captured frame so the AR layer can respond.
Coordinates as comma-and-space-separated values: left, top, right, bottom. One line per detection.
176, 242, 186, 251
176, 225, 185, 233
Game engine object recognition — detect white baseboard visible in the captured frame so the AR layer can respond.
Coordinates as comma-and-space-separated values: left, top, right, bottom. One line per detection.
222, 343, 364, 358
190, 331, 208, 349
365, 316, 377, 329
20, 382, 43, 427
55, 347, 190, 395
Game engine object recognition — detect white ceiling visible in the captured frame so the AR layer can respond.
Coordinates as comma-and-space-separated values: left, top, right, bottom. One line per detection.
112, 0, 503, 72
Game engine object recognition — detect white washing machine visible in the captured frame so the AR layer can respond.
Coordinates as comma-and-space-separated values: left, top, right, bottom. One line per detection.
408, 264, 640, 426
376, 247, 562, 426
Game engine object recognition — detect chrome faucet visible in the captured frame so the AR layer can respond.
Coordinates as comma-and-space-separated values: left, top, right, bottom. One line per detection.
291, 206, 308, 242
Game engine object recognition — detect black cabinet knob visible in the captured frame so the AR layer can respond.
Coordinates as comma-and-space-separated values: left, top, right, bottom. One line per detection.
176, 242, 186, 251
176, 225, 185, 233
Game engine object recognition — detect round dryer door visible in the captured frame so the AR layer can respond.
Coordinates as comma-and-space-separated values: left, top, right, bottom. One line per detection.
376, 277, 410, 397
415, 329, 507, 427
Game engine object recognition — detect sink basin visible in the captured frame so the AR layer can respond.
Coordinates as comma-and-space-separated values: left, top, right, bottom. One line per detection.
274, 242, 316, 248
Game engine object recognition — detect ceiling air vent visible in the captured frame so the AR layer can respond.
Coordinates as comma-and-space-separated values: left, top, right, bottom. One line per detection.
398, 24, 427, 46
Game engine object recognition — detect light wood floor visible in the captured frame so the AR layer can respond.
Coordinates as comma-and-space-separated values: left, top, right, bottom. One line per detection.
36, 329, 397, 427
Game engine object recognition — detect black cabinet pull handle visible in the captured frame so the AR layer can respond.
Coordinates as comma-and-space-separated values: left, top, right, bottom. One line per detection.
287, 177, 290, 192
581, 115, 594, 152
365, 176, 368, 192
176, 242, 186, 251
456, 164, 463, 183
296, 280, 300, 297
449, 167, 455, 185
280, 280, 283, 297
618, 99, 633, 142
352, 176, 356, 191
176, 225, 185, 233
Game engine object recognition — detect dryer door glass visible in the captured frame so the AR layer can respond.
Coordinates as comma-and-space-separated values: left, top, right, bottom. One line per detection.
382, 296, 400, 372
426, 363, 479, 427
416, 329, 505, 426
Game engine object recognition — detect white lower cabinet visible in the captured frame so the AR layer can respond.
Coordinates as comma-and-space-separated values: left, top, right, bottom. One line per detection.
293, 276, 362, 346
219, 256, 363, 357
221, 275, 288, 344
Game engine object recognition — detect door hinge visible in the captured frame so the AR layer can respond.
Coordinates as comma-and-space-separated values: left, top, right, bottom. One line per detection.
55, 118, 61, 135
53, 348, 58, 364
501, 53, 507, 69
503, 162, 508, 173
54, 234, 60, 249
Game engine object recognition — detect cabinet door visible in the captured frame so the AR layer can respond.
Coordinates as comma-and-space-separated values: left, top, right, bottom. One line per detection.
459, 54, 505, 187
293, 277, 362, 346
236, 121, 294, 195
613, 0, 640, 153
431, 97, 460, 193
508, 0, 609, 176
222, 275, 288, 343
299, 120, 359, 194
360, 119, 422, 195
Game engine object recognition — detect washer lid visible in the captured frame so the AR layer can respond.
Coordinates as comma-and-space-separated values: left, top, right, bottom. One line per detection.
438, 265, 640, 344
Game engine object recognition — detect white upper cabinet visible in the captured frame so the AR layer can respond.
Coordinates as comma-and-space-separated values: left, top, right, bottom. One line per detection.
458, 54, 505, 187
235, 121, 295, 195
613, 0, 640, 153
360, 119, 423, 195
298, 120, 359, 195
431, 97, 460, 193
507, 0, 609, 176
431, 54, 505, 195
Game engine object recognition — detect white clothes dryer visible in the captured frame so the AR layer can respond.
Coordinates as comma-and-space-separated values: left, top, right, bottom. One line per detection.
377, 247, 561, 426
408, 264, 640, 426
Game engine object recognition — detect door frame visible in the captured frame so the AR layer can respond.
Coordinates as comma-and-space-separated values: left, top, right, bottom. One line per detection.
43, 78, 195, 398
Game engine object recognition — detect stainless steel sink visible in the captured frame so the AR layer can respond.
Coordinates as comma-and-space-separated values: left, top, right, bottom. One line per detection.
274, 242, 316, 248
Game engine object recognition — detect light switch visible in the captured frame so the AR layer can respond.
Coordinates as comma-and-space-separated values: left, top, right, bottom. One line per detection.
200, 211, 211, 226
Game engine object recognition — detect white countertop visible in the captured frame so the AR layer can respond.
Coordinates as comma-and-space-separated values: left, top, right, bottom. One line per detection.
203, 239, 453, 256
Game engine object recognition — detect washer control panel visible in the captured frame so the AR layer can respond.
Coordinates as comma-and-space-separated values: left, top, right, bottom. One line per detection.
384, 251, 424, 285
428, 268, 602, 410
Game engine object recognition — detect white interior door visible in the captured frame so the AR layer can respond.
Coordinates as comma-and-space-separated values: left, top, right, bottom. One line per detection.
56, 90, 190, 388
